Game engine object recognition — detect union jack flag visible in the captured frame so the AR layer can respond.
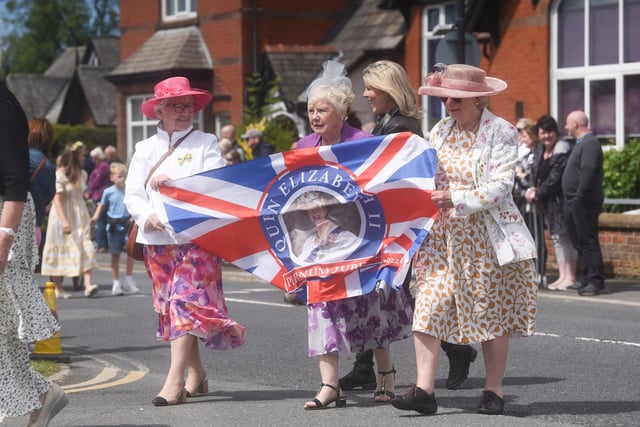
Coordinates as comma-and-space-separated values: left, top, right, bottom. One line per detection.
158, 132, 438, 304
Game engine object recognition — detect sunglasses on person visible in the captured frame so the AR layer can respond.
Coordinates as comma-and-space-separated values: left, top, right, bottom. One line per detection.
440, 97, 462, 104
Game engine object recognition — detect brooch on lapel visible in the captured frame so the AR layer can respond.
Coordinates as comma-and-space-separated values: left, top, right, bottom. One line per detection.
177, 153, 193, 165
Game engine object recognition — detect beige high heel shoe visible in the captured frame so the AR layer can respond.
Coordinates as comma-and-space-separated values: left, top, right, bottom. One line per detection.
186, 377, 208, 398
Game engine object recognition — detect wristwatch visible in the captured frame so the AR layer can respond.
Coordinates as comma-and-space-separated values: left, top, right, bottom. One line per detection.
0, 226, 16, 237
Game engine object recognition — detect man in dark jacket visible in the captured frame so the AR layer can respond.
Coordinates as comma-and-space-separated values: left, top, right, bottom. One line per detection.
562, 111, 606, 296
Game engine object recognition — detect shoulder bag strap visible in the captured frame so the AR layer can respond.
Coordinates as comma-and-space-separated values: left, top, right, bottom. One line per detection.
30, 157, 48, 182
144, 128, 195, 187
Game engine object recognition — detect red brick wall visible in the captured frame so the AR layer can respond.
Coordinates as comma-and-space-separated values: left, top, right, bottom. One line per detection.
545, 214, 640, 279
406, 1, 553, 124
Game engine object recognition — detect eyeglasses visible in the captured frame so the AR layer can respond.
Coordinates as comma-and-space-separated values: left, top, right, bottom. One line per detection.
517, 127, 526, 133
169, 103, 195, 113
440, 97, 462, 104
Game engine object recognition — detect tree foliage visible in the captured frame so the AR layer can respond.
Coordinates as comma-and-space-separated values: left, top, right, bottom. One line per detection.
1, 0, 119, 75
239, 72, 298, 157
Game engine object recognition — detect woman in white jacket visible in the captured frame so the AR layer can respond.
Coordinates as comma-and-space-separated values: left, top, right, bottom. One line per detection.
391, 64, 537, 416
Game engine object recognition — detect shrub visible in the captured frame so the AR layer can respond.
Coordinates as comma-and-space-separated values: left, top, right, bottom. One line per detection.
602, 139, 640, 212
52, 124, 116, 158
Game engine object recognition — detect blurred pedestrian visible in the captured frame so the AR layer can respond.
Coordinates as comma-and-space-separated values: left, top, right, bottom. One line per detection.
90, 162, 139, 296
27, 118, 56, 248
86, 146, 110, 252
562, 111, 606, 296
241, 128, 275, 159
40, 141, 100, 299
0, 82, 68, 427
526, 115, 576, 291
513, 118, 547, 287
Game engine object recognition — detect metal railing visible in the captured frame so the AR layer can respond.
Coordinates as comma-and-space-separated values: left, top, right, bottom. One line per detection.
603, 198, 640, 214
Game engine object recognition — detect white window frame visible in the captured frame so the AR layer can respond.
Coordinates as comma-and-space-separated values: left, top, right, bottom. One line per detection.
126, 94, 203, 162
420, 2, 457, 136
162, 0, 197, 22
550, 0, 640, 149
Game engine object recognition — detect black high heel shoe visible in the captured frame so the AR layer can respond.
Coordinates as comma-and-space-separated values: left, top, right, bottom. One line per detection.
374, 367, 396, 403
304, 383, 347, 410
152, 388, 187, 406
186, 377, 208, 398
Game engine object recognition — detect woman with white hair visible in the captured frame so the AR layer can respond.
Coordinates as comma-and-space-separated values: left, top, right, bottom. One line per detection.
87, 146, 111, 252
125, 76, 245, 406
295, 61, 413, 410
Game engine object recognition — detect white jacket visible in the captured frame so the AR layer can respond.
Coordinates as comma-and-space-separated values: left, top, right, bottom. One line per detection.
124, 125, 225, 245
430, 109, 536, 265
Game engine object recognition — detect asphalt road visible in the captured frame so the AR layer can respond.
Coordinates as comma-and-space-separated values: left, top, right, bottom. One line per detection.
4, 254, 640, 427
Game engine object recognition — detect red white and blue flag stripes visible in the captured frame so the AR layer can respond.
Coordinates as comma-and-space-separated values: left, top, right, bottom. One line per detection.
158, 132, 438, 304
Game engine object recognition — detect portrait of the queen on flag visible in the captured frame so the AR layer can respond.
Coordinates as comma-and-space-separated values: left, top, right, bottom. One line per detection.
157, 131, 438, 304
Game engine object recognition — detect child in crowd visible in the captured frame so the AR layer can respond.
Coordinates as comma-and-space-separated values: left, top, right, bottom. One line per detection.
91, 162, 139, 296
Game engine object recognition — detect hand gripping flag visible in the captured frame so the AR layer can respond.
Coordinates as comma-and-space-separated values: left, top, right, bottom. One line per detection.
158, 132, 438, 304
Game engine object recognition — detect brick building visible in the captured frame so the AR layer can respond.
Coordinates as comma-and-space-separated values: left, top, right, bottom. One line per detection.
112, 0, 638, 160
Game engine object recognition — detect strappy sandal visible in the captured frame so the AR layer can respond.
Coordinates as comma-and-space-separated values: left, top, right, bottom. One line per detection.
304, 383, 347, 410
374, 367, 396, 403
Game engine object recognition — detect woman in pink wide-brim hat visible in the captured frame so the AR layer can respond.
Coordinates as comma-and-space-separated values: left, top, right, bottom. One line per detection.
125, 76, 246, 407
391, 64, 538, 416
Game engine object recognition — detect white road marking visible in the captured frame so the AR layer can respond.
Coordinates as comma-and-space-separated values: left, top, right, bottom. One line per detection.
535, 332, 640, 348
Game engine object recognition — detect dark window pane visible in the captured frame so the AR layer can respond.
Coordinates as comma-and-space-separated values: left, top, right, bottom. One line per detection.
558, 0, 584, 67
558, 79, 584, 129
445, 4, 457, 24
428, 8, 439, 31
625, 0, 640, 62
625, 75, 640, 135
427, 39, 443, 129
192, 0, 197, 12
166, 0, 174, 15
590, 79, 616, 138
590, 0, 619, 65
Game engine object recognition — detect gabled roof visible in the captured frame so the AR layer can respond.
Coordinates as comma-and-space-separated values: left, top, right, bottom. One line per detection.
75, 66, 117, 126
264, 44, 340, 101
327, 0, 405, 68
6, 74, 68, 120
110, 26, 212, 78
44, 47, 86, 78
84, 36, 120, 68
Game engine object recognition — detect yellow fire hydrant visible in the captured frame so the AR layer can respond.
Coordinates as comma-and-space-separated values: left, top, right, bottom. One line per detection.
32, 281, 65, 360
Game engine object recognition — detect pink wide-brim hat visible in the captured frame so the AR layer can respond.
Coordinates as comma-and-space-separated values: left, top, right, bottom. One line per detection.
140, 76, 212, 119
418, 63, 507, 98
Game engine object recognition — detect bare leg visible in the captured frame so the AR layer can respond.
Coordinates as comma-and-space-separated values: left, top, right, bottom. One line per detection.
373, 347, 395, 401
82, 269, 93, 290
126, 255, 135, 276
52, 276, 64, 294
481, 334, 508, 398
111, 253, 121, 281
157, 334, 194, 400
414, 332, 440, 394
185, 336, 206, 392
304, 352, 340, 408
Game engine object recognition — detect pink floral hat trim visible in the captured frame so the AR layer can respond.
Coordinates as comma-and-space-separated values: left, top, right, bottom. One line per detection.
140, 76, 212, 119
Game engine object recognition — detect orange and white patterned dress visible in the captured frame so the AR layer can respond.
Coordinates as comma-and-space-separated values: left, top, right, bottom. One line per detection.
413, 126, 537, 344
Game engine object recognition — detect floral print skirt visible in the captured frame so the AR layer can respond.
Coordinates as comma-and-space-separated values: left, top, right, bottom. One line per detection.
1, 197, 58, 421
413, 208, 538, 344
144, 244, 245, 350
307, 288, 413, 357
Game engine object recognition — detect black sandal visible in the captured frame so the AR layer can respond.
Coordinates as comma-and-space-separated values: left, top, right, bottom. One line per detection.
304, 383, 347, 410
374, 367, 396, 403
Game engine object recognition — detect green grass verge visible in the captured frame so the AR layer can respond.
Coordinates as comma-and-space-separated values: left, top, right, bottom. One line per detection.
30, 359, 60, 377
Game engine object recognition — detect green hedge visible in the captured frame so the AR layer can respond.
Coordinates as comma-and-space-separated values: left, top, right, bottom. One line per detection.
51, 124, 116, 158
603, 139, 640, 212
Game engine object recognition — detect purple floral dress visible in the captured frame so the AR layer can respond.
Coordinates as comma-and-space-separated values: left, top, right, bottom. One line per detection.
144, 244, 245, 350
298, 126, 413, 356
